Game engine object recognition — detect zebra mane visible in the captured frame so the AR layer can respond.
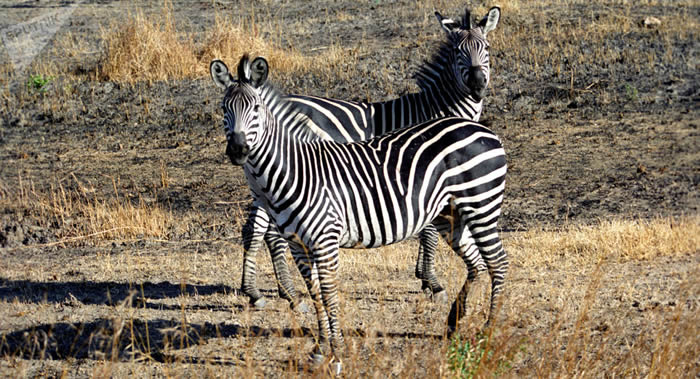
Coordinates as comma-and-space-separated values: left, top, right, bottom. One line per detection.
413, 40, 454, 93
257, 82, 318, 142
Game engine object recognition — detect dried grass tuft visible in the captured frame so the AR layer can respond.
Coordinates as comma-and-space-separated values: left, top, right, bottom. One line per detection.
507, 217, 700, 267
97, 2, 358, 83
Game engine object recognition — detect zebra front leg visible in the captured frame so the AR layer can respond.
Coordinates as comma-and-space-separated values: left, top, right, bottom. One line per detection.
240, 205, 271, 308
291, 235, 344, 375
417, 223, 447, 303
290, 245, 332, 362
314, 241, 344, 375
264, 226, 310, 312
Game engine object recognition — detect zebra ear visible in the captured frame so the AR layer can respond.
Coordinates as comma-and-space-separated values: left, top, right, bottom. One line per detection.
210, 59, 234, 90
478, 6, 500, 36
250, 57, 269, 88
435, 11, 460, 33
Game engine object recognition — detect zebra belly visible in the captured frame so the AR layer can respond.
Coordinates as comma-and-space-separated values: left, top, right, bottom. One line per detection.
338, 195, 450, 249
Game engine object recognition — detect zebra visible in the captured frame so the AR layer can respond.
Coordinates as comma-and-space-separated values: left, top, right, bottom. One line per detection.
238, 7, 502, 310
210, 55, 508, 372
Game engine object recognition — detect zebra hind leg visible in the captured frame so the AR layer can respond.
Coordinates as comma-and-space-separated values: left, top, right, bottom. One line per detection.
480, 235, 509, 328
417, 223, 448, 303
464, 212, 508, 329
442, 221, 487, 338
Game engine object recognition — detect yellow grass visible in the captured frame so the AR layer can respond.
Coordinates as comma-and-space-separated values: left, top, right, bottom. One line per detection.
508, 216, 700, 267
0, 204, 697, 376
0, 175, 174, 244
97, 1, 360, 83
98, 5, 200, 82
340, 216, 700, 274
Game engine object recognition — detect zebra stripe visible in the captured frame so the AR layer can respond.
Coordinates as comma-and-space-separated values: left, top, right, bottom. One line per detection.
210, 55, 509, 370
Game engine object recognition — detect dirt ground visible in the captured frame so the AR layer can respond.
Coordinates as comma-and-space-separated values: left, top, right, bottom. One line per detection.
0, 0, 698, 377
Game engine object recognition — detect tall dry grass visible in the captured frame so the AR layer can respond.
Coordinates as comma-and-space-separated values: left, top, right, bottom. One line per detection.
339, 216, 699, 376
97, 1, 360, 83
508, 217, 700, 267
0, 214, 697, 376
0, 174, 174, 245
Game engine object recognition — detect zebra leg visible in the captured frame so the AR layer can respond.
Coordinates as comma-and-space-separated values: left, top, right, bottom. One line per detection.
240, 205, 270, 308
415, 232, 426, 290
290, 231, 344, 374
290, 244, 332, 363
314, 241, 344, 374
417, 223, 447, 303
263, 226, 306, 311
479, 235, 508, 328
443, 222, 487, 338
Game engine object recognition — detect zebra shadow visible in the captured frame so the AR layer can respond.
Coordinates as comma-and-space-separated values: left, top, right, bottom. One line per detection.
0, 278, 241, 311
0, 317, 315, 364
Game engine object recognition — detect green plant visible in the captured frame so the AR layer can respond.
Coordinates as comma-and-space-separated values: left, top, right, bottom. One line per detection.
447, 332, 519, 378
26, 74, 53, 92
624, 83, 638, 102
447, 334, 489, 378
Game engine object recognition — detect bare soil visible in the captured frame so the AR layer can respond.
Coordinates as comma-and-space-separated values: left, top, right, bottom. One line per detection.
0, 1, 698, 377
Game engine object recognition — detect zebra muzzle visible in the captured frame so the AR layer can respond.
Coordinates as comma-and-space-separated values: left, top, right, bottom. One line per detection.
225, 140, 249, 165
467, 66, 487, 101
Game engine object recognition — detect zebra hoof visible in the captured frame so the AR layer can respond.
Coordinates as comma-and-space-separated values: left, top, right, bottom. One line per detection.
309, 353, 325, 366
329, 361, 343, 375
445, 326, 457, 340
293, 300, 311, 314
251, 297, 267, 309
433, 290, 449, 304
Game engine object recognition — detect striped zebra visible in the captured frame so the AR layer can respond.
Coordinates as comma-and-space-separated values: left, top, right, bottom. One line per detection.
239, 7, 502, 309
210, 55, 508, 372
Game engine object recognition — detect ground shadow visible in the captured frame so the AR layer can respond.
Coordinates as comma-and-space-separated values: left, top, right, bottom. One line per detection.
0, 278, 239, 306
0, 316, 436, 363
0, 317, 316, 362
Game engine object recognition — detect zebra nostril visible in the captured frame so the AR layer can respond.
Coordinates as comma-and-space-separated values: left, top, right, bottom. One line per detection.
467, 67, 486, 92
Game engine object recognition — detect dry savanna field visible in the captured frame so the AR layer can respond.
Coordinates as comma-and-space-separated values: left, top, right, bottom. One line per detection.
0, 0, 698, 377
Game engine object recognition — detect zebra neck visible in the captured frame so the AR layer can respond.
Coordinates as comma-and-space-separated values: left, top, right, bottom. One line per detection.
370, 68, 482, 137
245, 121, 305, 202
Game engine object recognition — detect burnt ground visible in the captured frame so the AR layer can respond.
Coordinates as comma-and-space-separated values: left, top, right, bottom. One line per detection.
0, 0, 698, 377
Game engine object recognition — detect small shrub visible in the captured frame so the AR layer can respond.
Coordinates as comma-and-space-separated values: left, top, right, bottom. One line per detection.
26, 74, 53, 92
447, 334, 489, 378
624, 83, 638, 102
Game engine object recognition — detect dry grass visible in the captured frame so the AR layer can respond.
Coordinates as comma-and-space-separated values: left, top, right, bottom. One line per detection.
1, 216, 697, 376
335, 216, 700, 376
96, 1, 361, 83
97, 4, 200, 83
0, 174, 174, 244
460, 0, 700, 82
508, 216, 700, 266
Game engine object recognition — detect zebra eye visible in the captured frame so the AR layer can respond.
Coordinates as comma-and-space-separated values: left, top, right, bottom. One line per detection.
253, 104, 261, 112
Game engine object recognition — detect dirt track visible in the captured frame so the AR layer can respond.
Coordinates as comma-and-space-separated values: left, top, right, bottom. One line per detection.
0, 1, 698, 377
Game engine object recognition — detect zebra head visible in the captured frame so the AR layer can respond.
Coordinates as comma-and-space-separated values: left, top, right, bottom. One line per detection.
435, 6, 500, 102
210, 55, 270, 166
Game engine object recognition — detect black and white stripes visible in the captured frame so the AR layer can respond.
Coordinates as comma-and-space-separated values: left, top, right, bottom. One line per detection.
237, 7, 502, 307
210, 55, 508, 369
